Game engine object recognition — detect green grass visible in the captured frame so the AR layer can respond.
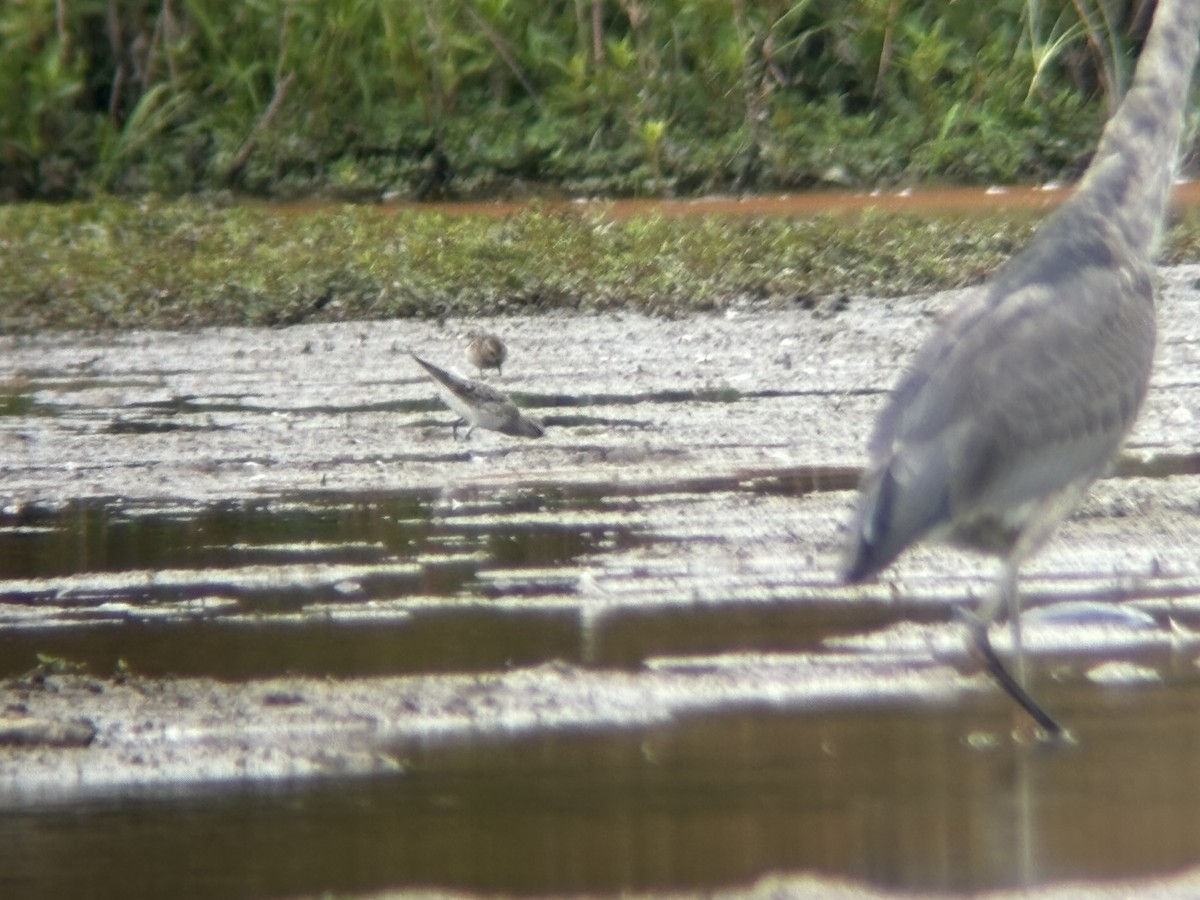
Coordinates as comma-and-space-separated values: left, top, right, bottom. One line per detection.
6, 197, 1200, 334
0, 196, 1060, 332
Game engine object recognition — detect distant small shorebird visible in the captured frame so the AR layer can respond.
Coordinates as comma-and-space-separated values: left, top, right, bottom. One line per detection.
466, 330, 507, 377
412, 353, 544, 439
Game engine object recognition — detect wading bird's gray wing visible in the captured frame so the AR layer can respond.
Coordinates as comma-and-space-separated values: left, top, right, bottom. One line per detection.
850, 235, 1155, 581
841, 0, 1199, 734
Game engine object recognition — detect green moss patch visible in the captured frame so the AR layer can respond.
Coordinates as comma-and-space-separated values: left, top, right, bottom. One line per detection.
4, 197, 1200, 333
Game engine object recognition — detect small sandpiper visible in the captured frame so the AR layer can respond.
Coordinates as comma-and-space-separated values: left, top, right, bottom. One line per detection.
412, 353, 544, 439
466, 330, 507, 377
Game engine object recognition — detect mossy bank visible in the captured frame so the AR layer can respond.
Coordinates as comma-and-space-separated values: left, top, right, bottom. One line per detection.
7, 196, 1200, 334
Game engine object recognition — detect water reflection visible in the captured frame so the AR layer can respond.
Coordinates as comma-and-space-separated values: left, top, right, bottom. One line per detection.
0, 489, 645, 678
5, 682, 1200, 899
3, 479, 1200, 896
0, 494, 433, 577
0, 609, 583, 679
0, 475, 884, 681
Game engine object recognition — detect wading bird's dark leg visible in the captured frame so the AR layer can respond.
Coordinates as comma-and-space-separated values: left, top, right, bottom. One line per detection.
963, 562, 1064, 738
967, 617, 1064, 737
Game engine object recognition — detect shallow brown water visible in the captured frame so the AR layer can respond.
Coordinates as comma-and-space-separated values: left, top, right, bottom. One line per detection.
3, 482, 1200, 898
7, 679, 1200, 898
274, 179, 1200, 221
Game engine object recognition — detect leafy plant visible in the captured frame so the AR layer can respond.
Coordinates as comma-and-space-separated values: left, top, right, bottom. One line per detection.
0, 0, 1163, 200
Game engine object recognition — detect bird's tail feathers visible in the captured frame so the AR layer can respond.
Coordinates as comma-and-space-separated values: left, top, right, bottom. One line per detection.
842, 455, 949, 584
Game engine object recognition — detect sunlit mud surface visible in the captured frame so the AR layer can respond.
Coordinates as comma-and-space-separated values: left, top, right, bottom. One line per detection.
5, 266, 1200, 898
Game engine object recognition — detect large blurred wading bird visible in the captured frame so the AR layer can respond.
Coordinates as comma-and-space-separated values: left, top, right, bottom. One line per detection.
842, 0, 1200, 737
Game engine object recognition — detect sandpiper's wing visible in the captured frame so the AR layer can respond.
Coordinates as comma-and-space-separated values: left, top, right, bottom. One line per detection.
466, 332, 507, 373
412, 353, 544, 438
412, 354, 509, 405
500, 409, 545, 438
483, 335, 507, 367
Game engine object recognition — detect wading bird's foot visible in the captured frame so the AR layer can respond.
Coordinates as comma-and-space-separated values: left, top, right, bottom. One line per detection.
953, 609, 1067, 741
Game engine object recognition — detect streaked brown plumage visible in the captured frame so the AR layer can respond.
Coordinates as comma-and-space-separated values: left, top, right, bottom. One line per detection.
466, 331, 507, 377
843, 0, 1200, 736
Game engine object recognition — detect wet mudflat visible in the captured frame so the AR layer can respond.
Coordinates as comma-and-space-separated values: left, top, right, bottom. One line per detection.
5, 268, 1200, 897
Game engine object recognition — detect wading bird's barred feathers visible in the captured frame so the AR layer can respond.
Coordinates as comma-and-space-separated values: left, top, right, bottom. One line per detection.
1073, 4, 1200, 263
846, 0, 1200, 585
841, 0, 1200, 735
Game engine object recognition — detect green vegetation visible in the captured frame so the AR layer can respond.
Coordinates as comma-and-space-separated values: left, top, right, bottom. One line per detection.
2, 196, 1198, 333
0, 198, 1019, 330
27, 653, 89, 679
0, 0, 1150, 200
4, 2, 1193, 333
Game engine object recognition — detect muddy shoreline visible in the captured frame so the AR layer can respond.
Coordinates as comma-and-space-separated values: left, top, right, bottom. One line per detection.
5, 269, 1200, 895
4, 267, 1200, 789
